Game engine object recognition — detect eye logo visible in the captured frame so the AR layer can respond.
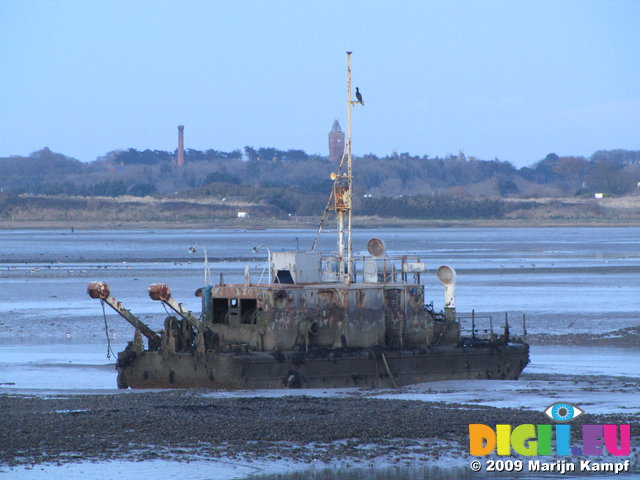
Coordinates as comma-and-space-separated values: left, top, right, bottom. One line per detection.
544, 402, 584, 423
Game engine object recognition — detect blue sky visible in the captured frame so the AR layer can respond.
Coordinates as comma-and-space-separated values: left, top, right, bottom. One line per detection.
1, 0, 638, 166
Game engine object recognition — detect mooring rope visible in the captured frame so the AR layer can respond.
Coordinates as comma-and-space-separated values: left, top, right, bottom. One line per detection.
100, 299, 116, 359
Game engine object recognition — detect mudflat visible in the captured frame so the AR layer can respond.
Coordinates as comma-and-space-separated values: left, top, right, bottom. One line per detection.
0, 392, 638, 468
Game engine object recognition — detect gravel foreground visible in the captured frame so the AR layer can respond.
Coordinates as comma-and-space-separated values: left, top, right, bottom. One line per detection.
0, 391, 638, 469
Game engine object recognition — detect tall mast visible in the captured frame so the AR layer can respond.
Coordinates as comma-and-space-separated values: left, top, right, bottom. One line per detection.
327, 52, 360, 284
335, 51, 356, 284
346, 52, 353, 286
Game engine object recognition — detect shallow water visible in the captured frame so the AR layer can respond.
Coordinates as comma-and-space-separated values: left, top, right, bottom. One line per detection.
3, 459, 640, 480
1, 227, 639, 479
2, 226, 640, 342
3, 342, 637, 416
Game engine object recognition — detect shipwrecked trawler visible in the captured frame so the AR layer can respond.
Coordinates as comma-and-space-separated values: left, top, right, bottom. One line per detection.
87, 53, 529, 389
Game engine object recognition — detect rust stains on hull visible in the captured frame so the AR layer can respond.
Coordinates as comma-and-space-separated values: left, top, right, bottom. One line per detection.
117, 343, 529, 390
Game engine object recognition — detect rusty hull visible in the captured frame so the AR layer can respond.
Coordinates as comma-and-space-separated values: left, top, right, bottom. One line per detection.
116, 342, 529, 389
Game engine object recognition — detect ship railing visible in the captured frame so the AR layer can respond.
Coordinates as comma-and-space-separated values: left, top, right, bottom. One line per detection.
320, 254, 426, 285
457, 310, 528, 340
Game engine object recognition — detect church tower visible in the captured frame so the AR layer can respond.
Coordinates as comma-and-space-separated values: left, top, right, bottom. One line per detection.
328, 119, 345, 162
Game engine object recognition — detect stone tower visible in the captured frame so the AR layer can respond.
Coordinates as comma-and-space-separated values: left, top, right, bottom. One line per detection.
328, 120, 345, 162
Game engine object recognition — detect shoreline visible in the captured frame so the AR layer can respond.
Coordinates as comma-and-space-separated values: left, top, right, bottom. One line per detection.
2, 217, 640, 230
2, 193, 640, 230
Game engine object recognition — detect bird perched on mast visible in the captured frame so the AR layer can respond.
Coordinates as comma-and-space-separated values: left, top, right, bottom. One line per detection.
355, 87, 363, 104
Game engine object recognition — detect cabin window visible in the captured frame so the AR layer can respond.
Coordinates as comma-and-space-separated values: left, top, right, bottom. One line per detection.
212, 297, 259, 325
240, 299, 258, 324
212, 298, 228, 324
228, 298, 240, 325
275, 269, 295, 284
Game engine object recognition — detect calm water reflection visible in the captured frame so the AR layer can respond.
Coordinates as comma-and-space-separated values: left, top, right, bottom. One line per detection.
243, 464, 629, 479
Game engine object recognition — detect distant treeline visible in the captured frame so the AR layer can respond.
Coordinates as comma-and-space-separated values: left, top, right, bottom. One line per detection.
1, 146, 639, 219
101, 146, 317, 165
104, 148, 242, 165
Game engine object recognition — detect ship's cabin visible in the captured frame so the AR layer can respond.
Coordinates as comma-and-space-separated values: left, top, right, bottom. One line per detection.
195, 248, 458, 351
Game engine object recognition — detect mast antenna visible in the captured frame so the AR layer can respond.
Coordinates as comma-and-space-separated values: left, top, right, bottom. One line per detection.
342, 51, 363, 284
345, 51, 353, 284
312, 51, 363, 287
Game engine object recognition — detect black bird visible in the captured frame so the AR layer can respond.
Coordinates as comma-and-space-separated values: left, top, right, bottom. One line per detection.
355, 87, 363, 103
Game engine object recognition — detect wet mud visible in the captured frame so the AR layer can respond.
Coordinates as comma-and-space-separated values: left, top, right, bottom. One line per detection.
0, 392, 638, 469
526, 326, 640, 348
